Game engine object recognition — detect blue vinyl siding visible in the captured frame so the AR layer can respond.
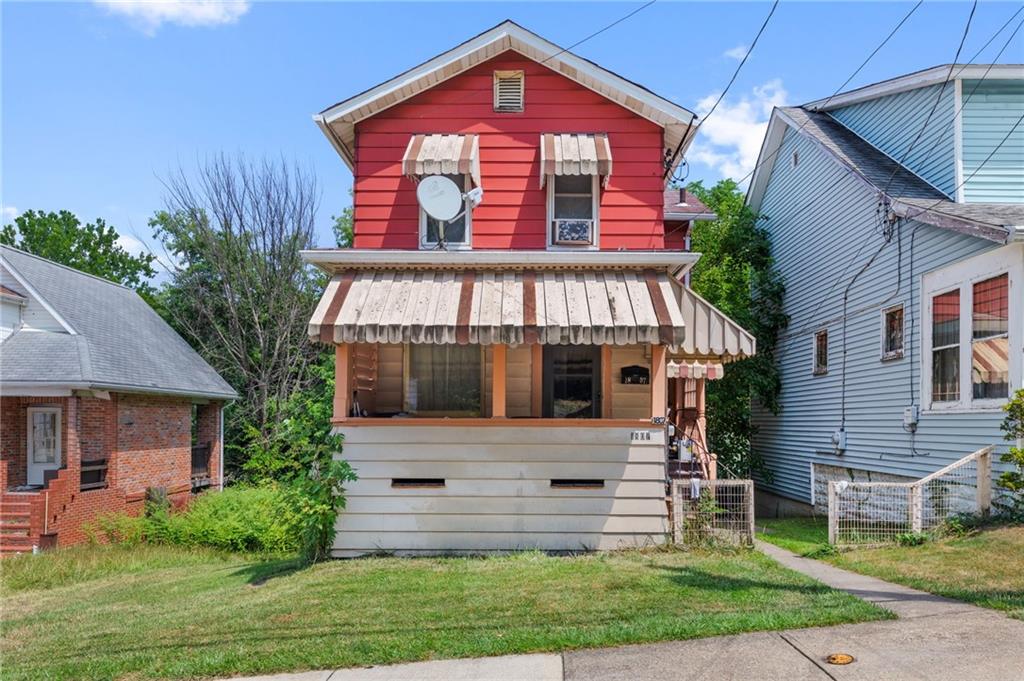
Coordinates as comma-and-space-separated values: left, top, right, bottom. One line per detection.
750, 127, 1007, 505
831, 84, 957, 197
961, 79, 1024, 203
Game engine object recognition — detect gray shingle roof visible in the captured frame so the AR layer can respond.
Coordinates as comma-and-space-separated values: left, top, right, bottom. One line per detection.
777, 106, 1022, 243
0, 246, 237, 400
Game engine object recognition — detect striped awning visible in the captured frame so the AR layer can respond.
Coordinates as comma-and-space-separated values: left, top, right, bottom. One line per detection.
402, 134, 481, 186
309, 268, 686, 346
668, 360, 725, 380
539, 133, 613, 188
676, 287, 756, 358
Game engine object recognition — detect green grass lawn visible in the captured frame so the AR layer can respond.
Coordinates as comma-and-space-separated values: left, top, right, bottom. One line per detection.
0, 544, 888, 680
757, 519, 1024, 620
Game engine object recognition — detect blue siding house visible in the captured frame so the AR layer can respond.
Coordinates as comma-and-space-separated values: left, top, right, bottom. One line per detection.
746, 64, 1024, 514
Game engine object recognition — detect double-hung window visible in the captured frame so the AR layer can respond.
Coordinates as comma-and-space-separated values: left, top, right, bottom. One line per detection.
923, 244, 1022, 410
420, 174, 471, 249
548, 174, 599, 247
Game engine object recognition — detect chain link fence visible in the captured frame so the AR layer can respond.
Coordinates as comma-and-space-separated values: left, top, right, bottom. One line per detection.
829, 446, 993, 547
671, 479, 754, 547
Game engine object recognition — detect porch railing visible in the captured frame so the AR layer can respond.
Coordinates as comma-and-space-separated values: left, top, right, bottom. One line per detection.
191, 443, 212, 488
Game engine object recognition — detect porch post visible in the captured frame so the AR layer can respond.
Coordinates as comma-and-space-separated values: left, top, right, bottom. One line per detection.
601, 345, 613, 419
650, 344, 667, 421
334, 344, 351, 421
531, 344, 543, 417
492, 344, 507, 418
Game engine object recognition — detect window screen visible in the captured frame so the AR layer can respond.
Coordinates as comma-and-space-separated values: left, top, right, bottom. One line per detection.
882, 305, 904, 360
813, 330, 828, 375
406, 344, 481, 415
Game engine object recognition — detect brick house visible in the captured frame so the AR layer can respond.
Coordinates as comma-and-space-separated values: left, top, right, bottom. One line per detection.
0, 245, 236, 553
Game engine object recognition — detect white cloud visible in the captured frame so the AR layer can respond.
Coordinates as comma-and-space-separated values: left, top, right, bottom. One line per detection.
116, 233, 147, 256
723, 45, 748, 62
688, 79, 788, 183
1, 205, 18, 223
93, 0, 250, 35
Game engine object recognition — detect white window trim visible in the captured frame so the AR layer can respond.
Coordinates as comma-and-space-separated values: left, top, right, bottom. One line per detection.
812, 329, 828, 376
880, 303, 906, 361
26, 406, 62, 481
921, 243, 1023, 412
418, 174, 472, 250
546, 174, 601, 250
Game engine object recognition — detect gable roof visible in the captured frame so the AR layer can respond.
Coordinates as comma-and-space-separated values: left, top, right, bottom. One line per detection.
747, 105, 1023, 244
0, 246, 237, 400
804, 63, 1024, 112
314, 20, 697, 175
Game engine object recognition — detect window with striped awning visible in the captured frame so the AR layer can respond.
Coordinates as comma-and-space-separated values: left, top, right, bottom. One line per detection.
401, 134, 481, 187
539, 133, 613, 188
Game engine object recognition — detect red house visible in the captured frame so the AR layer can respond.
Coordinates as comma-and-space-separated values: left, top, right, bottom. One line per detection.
0, 246, 236, 553
304, 21, 754, 556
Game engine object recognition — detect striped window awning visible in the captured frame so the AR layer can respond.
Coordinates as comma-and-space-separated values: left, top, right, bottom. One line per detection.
667, 360, 725, 380
539, 133, 613, 188
402, 134, 481, 186
309, 268, 687, 347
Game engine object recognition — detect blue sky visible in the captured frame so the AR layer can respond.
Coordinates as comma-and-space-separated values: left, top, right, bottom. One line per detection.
2, 1, 1020, 265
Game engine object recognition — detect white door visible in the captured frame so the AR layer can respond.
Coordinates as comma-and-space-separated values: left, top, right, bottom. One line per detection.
27, 407, 61, 486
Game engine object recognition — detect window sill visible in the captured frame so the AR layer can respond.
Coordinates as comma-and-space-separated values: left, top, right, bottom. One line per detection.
922, 405, 1008, 415
880, 351, 904, 362
812, 370, 828, 377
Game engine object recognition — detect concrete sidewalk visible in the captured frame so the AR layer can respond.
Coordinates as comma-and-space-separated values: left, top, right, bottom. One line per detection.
230, 542, 1024, 681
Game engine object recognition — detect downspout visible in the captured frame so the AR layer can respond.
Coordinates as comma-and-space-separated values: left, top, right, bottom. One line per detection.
218, 405, 224, 491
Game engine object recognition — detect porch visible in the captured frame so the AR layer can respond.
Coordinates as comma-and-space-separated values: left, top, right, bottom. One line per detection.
305, 251, 755, 555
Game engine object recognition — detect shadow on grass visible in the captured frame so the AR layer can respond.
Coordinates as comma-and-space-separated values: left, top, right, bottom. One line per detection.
658, 565, 840, 597
229, 556, 307, 586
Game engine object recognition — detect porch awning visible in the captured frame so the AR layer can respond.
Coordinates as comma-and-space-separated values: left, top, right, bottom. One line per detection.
540, 133, 613, 188
309, 268, 686, 346
402, 134, 481, 186
676, 287, 756, 358
668, 360, 725, 380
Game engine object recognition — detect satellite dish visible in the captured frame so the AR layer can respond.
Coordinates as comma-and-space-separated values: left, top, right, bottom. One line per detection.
416, 175, 463, 221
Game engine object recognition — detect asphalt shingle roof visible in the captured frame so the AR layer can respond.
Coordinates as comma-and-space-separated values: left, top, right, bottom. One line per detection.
779, 106, 1023, 242
0, 246, 237, 399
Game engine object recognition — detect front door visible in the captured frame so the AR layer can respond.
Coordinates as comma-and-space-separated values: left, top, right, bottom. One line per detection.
26, 407, 61, 486
542, 346, 601, 418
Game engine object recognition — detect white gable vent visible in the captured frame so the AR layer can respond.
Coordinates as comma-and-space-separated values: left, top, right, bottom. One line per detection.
493, 70, 524, 112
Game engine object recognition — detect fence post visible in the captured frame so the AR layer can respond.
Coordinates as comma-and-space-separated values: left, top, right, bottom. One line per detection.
745, 480, 755, 546
977, 447, 992, 517
827, 482, 838, 545
910, 484, 923, 533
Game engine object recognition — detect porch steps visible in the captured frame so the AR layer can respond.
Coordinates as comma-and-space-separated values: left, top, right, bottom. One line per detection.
0, 496, 38, 555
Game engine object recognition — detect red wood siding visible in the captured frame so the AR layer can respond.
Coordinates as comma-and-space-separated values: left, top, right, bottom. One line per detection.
353, 52, 666, 250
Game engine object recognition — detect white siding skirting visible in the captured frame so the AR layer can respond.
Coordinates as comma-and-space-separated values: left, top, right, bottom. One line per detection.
333, 425, 668, 557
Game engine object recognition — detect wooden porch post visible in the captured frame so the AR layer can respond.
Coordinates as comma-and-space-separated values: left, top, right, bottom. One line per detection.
650, 344, 667, 421
531, 344, 543, 417
334, 343, 351, 422
492, 344, 507, 418
601, 345, 613, 419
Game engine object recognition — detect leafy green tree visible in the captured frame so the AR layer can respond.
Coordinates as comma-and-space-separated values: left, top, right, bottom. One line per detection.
686, 179, 788, 478
332, 201, 354, 248
1, 210, 157, 298
998, 389, 1024, 520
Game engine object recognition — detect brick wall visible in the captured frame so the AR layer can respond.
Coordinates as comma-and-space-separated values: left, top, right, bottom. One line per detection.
1, 393, 224, 548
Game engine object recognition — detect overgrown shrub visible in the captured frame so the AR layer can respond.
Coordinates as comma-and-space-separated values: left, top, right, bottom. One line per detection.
89, 485, 305, 555
997, 389, 1024, 521
894, 532, 929, 547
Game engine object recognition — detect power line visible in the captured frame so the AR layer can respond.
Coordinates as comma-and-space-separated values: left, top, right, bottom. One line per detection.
698, 0, 779, 128
541, 0, 658, 66
879, 0, 978, 197
725, 1, 924, 191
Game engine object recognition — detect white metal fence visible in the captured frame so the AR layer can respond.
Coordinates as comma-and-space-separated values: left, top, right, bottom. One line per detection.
828, 446, 993, 546
671, 479, 755, 547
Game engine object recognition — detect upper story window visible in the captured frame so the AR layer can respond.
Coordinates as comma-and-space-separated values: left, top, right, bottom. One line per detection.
881, 304, 905, 361
402, 134, 481, 250
550, 175, 599, 247
540, 133, 612, 249
420, 174, 471, 249
923, 244, 1022, 410
493, 70, 524, 112
813, 329, 828, 375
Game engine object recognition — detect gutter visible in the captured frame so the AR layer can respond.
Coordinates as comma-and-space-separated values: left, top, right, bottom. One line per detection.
0, 380, 238, 402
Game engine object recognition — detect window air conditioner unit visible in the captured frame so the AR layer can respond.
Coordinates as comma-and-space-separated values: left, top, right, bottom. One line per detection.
553, 219, 594, 245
